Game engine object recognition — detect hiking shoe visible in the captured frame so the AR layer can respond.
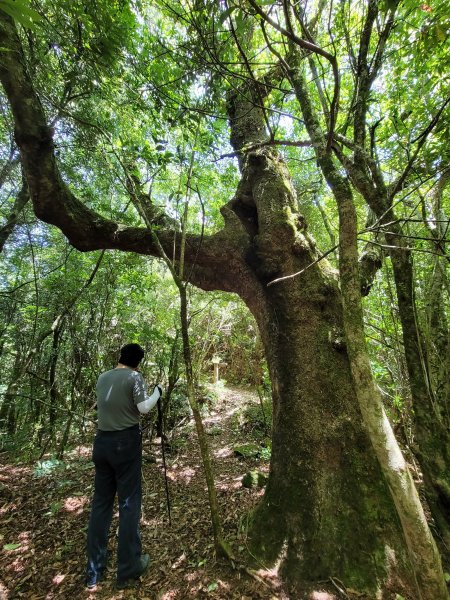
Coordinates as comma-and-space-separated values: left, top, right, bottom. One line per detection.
116, 554, 150, 589
85, 572, 103, 589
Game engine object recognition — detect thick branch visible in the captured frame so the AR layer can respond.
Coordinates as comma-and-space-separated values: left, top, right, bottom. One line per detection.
354, 0, 378, 151
368, 5, 399, 85
332, 142, 387, 215
0, 12, 246, 295
358, 241, 383, 296
217, 137, 314, 160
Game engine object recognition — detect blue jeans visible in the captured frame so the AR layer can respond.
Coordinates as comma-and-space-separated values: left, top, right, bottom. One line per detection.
86, 425, 143, 582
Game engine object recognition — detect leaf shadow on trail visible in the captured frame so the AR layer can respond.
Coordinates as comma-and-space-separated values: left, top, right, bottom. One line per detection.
0, 385, 285, 600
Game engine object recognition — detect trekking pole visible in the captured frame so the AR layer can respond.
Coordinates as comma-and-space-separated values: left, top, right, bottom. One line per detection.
157, 397, 172, 525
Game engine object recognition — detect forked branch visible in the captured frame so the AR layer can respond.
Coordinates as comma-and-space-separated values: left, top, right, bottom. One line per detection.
247, 0, 339, 151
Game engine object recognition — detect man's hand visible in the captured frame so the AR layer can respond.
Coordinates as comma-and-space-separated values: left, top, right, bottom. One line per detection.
154, 384, 163, 399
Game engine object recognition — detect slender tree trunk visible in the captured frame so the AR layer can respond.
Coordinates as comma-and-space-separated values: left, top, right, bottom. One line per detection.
57, 413, 73, 460
47, 322, 63, 444
336, 186, 448, 600
0, 352, 22, 434
178, 283, 226, 555
157, 331, 180, 437
387, 240, 450, 551
56, 319, 87, 459
0, 386, 18, 435
313, 195, 338, 261
333, 142, 450, 551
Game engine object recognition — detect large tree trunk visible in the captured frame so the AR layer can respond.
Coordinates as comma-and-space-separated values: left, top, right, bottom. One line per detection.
224, 89, 414, 596
246, 280, 412, 595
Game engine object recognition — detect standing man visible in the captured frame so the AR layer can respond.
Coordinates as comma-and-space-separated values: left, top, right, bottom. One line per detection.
85, 343, 162, 590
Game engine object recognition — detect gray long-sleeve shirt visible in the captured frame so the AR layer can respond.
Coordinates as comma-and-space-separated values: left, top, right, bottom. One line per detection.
96, 367, 158, 431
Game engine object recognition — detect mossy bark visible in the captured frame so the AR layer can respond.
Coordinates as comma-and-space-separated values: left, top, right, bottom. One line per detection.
225, 85, 412, 591
234, 195, 410, 593
246, 279, 409, 594
335, 196, 448, 600
283, 50, 447, 597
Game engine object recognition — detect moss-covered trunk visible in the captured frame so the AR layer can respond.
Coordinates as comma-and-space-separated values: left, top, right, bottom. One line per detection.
335, 192, 448, 600
246, 277, 411, 595
224, 81, 414, 597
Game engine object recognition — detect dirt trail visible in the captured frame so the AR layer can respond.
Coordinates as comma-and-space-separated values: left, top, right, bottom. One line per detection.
0, 385, 282, 600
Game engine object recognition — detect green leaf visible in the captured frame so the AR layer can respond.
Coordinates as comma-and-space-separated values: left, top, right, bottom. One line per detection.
207, 582, 218, 592
435, 24, 447, 42
3, 543, 21, 551
218, 6, 235, 25
0, 0, 42, 29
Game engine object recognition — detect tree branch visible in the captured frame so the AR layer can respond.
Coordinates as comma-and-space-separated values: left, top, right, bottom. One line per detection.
353, 0, 378, 151
0, 12, 246, 295
217, 137, 314, 160
390, 96, 450, 199
247, 0, 339, 151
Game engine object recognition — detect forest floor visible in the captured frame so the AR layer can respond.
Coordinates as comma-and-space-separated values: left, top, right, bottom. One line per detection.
0, 384, 429, 600
0, 384, 291, 600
